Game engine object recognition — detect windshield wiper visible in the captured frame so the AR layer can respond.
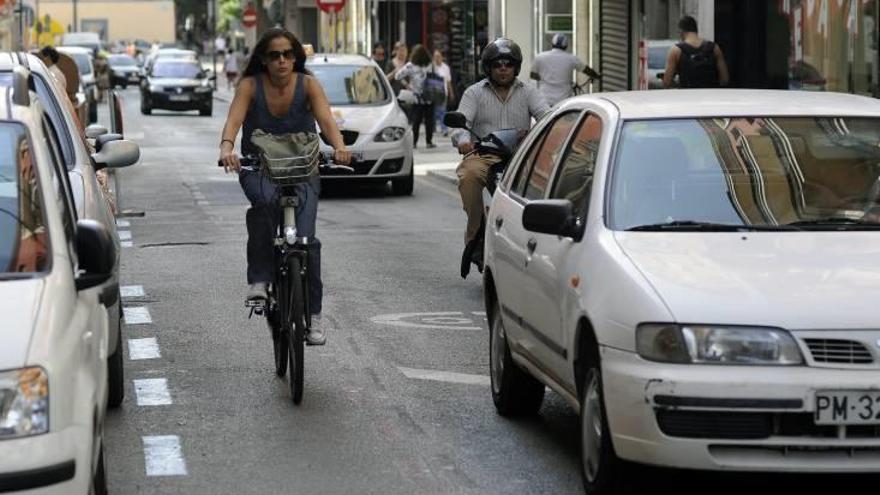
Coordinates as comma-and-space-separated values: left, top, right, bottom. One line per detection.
626, 220, 799, 232
786, 217, 880, 229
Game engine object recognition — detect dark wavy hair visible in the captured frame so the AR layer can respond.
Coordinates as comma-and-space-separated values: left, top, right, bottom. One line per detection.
409, 44, 431, 67
242, 28, 310, 77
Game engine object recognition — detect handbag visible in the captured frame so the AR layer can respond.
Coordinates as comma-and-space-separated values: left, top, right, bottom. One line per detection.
422, 67, 446, 106
249, 129, 320, 186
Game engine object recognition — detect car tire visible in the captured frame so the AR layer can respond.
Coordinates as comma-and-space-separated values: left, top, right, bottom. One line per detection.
200, 105, 213, 117
106, 299, 125, 409
489, 305, 545, 416
92, 440, 108, 495
141, 100, 151, 115
391, 166, 414, 196
580, 357, 628, 494
89, 102, 98, 124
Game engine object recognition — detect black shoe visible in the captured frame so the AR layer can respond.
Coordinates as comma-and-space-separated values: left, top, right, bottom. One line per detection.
426, 142, 437, 149
460, 240, 476, 279
471, 242, 484, 273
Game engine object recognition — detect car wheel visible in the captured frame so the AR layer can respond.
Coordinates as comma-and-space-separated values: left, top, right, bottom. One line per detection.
121, 82, 128, 90
89, 102, 98, 124
580, 361, 627, 494
91, 440, 108, 495
106, 299, 124, 409
199, 105, 213, 117
489, 305, 545, 416
391, 165, 414, 196
141, 100, 151, 115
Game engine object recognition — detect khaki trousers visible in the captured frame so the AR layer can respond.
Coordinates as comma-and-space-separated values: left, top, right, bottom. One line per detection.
456, 153, 501, 244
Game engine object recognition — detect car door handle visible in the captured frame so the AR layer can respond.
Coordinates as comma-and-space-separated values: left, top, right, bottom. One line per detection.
495, 216, 503, 229
527, 238, 537, 253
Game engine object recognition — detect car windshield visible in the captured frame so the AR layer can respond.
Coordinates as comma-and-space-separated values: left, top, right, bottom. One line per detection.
152, 62, 201, 79
0, 123, 49, 274
67, 52, 92, 75
609, 117, 880, 230
648, 46, 669, 70
307, 64, 389, 105
109, 55, 137, 67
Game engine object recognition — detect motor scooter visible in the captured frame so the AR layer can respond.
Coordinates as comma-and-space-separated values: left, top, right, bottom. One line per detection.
443, 111, 520, 278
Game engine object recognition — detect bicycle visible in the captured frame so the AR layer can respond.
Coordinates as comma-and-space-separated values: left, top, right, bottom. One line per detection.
573, 67, 602, 96
220, 152, 352, 404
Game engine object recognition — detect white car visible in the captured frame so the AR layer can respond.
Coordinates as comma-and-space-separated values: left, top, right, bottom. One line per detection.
646, 39, 676, 89
57, 46, 98, 123
484, 89, 880, 493
307, 54, 414, 195
0, 80, 132, 493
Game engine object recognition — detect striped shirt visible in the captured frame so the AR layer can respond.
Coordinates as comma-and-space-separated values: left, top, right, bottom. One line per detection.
452, 79, 549, 145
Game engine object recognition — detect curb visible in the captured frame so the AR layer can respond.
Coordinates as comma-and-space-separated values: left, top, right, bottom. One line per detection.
213, 94, 232, 103
426, 170, 458, 186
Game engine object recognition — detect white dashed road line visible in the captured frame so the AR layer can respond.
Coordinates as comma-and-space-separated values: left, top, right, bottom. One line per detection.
116, 219, 130, 227
397, 366, 490, 386
134, 378, 173, 406
123, 306, 152, 325
128, 338, 161, 360
120, 285, 145, 298
142, 435, 188, 476
118, 230, 132, 241
121, 241, 134, 248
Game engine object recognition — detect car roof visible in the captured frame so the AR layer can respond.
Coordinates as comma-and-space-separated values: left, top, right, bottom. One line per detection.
306, 54, 375, 67
57, 46, 92, 55
589, 89, 880, 119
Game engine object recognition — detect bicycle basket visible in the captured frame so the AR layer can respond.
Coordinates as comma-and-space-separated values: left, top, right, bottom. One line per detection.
250, 129, 320, 186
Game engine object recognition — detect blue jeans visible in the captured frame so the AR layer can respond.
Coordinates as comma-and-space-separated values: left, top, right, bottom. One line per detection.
434, 102, 447, 133
239, 170, 322, 315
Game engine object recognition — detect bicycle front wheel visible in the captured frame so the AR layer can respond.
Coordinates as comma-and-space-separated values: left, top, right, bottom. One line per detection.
269, 289, 288, 377
287, 256, 306, 404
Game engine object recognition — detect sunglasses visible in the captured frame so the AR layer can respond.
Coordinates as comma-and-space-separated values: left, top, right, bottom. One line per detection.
490, 59, 515, 69
264, 49, 295, 62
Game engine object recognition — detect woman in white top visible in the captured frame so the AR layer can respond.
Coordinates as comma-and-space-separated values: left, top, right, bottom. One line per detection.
432, 49, 454, 135
394, 44, 436, 148
222, 49, 240, 90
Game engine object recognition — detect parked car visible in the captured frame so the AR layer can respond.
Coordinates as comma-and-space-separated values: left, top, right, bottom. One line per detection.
0, 80, 131, 493
140, 58, 214, 116
107, 54, 141, 88
483, 89, 880, 493
57, 46, 98, 123
61, 31, 102, 56
306, 53, 414, 195
646, 39, 676, 89
0, 52, 141, 410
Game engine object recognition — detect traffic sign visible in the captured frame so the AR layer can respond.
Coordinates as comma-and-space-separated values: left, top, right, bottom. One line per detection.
316, 0, 345, 14
242, 5, 257, 28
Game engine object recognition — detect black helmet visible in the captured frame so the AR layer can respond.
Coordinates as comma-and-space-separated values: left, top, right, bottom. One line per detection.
481, 38, 523, 76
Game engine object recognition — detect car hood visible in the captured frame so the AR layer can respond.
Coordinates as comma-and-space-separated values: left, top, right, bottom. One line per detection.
111, 66, 139, 73
327, 103, 403, 135
614, 232, 880, 329
0, 279, 44, 368
148, 78, 203, 88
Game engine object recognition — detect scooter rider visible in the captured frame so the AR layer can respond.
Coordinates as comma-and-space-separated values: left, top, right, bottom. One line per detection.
454, 38, 550, 270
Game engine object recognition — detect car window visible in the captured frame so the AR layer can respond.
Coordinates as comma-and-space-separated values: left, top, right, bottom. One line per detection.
152, 61, 201, 79
32, 74, 75, 169
40, 116, 77, 241
0, 122, 50, 274
550, 113, 603, 221
609, 117, 880, 230
307, 65, 390, 105
519, 111, 580, 201
109, 55, 137, 67
67, 52, 93, 75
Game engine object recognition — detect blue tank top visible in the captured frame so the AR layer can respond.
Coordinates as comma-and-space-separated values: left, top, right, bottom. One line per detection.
241, 72, 317, 156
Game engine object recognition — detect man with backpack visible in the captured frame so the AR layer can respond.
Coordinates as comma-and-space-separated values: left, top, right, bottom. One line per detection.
662, 15, 729, 89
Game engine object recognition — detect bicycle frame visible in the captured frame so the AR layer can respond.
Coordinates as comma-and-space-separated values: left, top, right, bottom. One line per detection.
273, 191, 311, 330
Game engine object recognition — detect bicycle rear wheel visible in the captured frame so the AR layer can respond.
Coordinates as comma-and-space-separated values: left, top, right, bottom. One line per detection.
287, 256, 306, 404
269, 287, 288, 377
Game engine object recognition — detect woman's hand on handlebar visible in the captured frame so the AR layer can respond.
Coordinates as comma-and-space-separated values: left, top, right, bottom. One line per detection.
333, 147, 352, 165
219, 146, 240, 174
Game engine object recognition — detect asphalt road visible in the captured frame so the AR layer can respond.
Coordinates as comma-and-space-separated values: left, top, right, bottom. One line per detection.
100, 88, 873, 494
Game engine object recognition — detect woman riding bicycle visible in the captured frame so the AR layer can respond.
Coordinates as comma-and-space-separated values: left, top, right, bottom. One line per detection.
219, 28, 351, 345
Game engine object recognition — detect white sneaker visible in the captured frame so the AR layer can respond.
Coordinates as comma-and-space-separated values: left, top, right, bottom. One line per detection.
306, 314, 326, 345
246, 282, 268, 301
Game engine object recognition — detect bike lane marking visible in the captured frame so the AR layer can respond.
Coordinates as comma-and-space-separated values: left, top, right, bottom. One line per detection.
397, 366, 489, 386
128, 338, 161, 360
370, 311, 485, 331
142, 435, 188, 476
123, 306, 152, 325
121, 285, 145, 298
134, 378, 173, 406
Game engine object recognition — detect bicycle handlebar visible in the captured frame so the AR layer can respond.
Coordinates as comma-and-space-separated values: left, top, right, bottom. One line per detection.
218, 153, 356, 173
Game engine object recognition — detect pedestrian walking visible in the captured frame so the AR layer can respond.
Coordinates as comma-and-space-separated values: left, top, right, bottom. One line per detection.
223, 49, 240, 90
663, 15, 730, 88
371, 41, 389, 73
530, 34, 597, 107
432, 49, 454, 136
394, 44, 436, 148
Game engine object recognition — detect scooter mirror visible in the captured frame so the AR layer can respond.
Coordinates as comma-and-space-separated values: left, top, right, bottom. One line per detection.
444, 112, 468, 129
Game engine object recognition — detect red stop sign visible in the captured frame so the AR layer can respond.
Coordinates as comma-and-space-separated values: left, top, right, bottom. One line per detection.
242, 6, 257, 28
316, 0, 345, 13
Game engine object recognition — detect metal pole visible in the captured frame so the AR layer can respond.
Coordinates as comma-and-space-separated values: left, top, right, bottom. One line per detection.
73, 0, 78, 32
210, 0, 216, 89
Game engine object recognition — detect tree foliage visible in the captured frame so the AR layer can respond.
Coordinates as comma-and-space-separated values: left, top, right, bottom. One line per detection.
217, 0, 242, 33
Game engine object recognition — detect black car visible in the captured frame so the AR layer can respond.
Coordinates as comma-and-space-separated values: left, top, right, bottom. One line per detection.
108, 54, 141, 88
140, 59, 214, 116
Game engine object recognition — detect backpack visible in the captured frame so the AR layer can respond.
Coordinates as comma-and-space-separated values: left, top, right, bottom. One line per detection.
676, 41, 718, 88
422, 67, 446, 105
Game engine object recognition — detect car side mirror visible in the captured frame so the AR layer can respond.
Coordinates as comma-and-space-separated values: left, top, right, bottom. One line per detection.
95, 133, 123, 152
85, 124, 108, 139
75, 219, 116, 291
522, 199, 578, 237
444, 111, 468, 129
92, 139, 140, 171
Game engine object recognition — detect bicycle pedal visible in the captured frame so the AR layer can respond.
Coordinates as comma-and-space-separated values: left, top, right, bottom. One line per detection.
245, 299, 267, 308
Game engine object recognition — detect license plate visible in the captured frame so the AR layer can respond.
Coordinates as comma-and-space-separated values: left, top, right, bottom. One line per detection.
169, 95, 189, 102
815, 391, 880, 425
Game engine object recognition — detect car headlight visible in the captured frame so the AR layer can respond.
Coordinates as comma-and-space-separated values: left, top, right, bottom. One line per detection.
375, 127, 406, 142
149, 85, 161, 92
636, 324, 803, 365
0, 367, 49, 438
194, 85, 212, 93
